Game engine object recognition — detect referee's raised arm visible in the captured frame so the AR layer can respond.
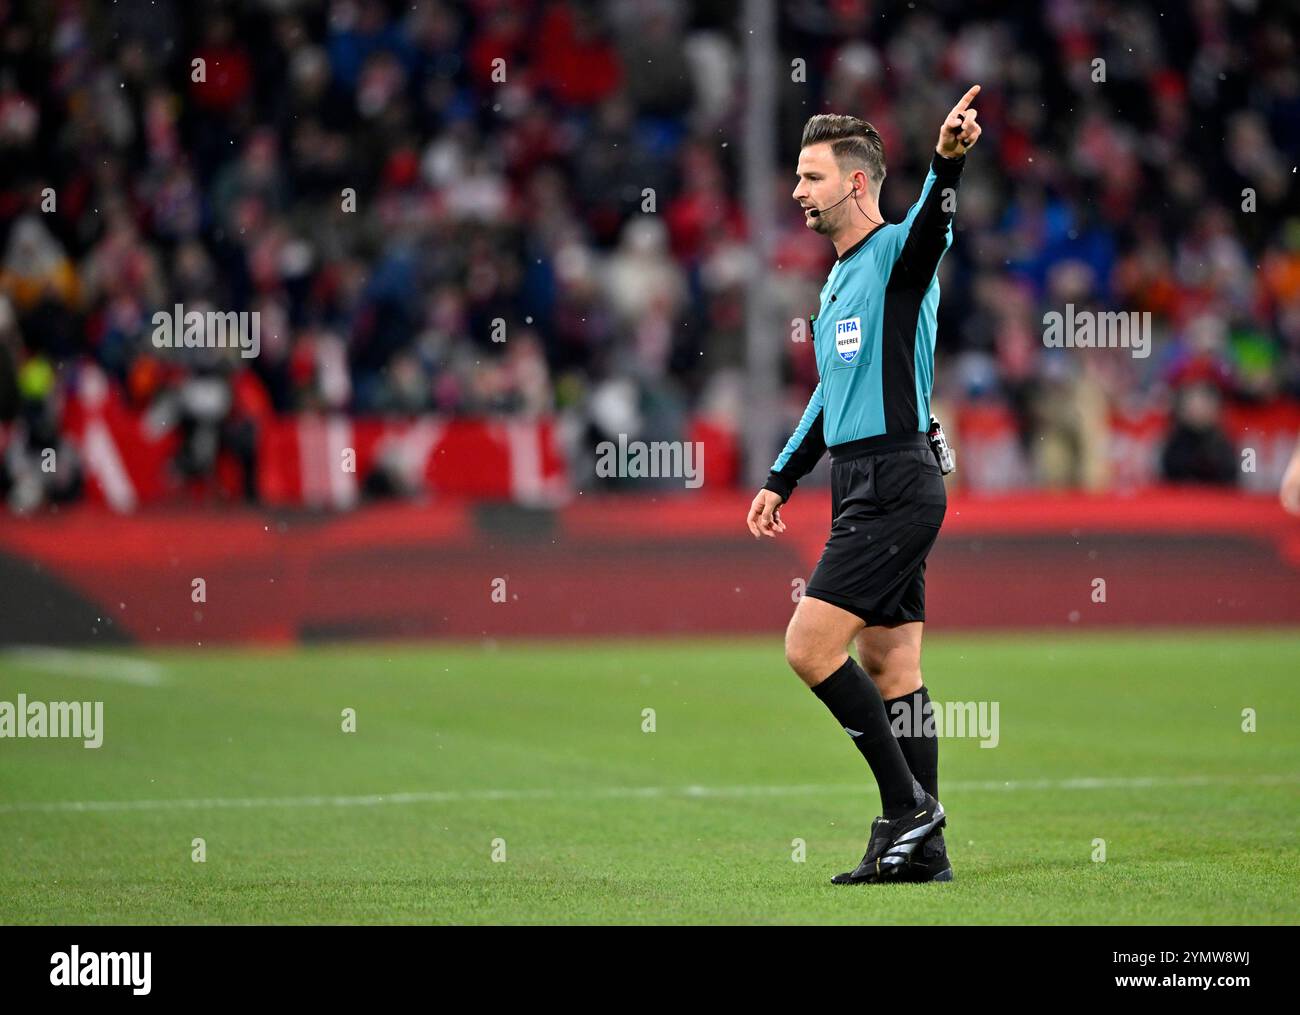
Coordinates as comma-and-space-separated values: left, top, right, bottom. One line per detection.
892, 85, 982, 289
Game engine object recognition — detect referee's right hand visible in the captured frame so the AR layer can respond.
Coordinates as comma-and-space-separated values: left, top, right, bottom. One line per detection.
747, 489, 787, 539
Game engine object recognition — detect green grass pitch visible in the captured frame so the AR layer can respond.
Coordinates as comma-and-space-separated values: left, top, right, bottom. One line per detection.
1, 629, 1298, 924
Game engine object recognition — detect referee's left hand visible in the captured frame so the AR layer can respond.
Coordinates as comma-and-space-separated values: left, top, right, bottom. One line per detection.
937, 84, 982, 158
748, 489, 786, 539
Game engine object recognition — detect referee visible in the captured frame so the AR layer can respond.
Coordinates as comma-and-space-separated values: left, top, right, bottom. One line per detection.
746, 86, 982, 884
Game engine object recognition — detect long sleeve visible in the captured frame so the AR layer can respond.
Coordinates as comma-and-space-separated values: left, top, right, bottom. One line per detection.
890, 151, 965, 290
762, 381, 826, 503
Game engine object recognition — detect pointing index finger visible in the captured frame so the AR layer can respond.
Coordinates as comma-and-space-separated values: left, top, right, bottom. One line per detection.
952, 84, 981, 114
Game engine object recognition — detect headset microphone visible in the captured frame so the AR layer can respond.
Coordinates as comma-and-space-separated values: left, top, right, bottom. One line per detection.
807, 185, 884, 229
807, 188, 856, 218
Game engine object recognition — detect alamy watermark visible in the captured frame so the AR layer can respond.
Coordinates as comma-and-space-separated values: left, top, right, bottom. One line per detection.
1043, 304, 1150, 359
151, 303, 260, 359
50, 947, 150, 995
883, 694, 1000, 748
595, 435, 704, 488
0, 694, 103, 748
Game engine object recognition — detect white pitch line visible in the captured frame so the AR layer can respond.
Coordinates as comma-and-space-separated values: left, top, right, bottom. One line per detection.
1, 773, 1296, 816
1, 647, 166, 687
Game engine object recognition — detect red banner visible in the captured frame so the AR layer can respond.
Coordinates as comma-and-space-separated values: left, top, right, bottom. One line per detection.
5, 363, 1298, 510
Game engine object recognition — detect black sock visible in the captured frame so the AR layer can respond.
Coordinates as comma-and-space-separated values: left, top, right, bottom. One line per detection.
884, 685, 939, 804
812, 656, 924, 817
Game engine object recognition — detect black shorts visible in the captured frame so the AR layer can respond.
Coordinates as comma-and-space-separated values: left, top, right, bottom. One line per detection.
803, 432, 947, 627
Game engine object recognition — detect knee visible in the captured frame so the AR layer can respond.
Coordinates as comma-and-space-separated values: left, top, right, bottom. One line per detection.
784, 628, 816, 676
857, 646, 885, 680
876, 669, 923, 700
785, 625, 834, 680
860, 651, 922, 699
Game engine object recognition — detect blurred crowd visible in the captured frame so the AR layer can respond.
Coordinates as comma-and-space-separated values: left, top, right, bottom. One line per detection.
0, 0, 1297, 508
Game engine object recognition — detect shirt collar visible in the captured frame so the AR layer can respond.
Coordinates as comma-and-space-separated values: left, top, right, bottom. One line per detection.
836, 221, 886, 264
